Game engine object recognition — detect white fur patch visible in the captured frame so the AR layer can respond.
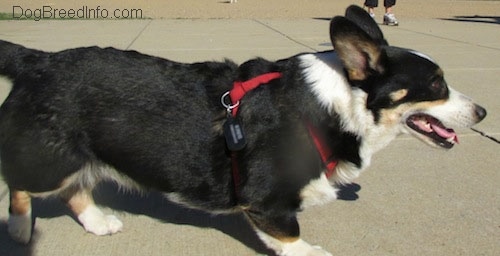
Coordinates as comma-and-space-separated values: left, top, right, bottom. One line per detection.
78, 205, 123, 235
8, 209, 32, 244
423, 87, 482, 128
255, 229, 284, 254
281, 239, 333, 256
300, 173, 337, 209
31, 162, 143, 198
330, 161, 362, 185
299, 52, 351, 115
76, 162, 143, 192
256, 229, 332, 256
299, 52, 402, 184
299, 52, 367, 136
299, 53, 378, 137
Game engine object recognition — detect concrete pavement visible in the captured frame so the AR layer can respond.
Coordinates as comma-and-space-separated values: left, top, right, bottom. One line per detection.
0, 16, 499, 256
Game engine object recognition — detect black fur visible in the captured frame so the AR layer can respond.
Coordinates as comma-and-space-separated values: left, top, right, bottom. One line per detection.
0, 5, 486, 255
0, 39, 333, 206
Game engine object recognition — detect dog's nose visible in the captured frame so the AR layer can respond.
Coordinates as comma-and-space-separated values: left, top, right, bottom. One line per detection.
475, 104, 487, 122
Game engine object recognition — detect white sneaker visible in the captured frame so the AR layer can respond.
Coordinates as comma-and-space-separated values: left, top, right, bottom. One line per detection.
383, 13, 399, 26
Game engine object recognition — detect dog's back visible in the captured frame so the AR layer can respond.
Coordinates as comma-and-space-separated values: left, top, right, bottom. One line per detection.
0, 40, 240, 202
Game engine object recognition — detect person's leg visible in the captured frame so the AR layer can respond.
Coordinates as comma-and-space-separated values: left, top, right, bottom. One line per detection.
364, 0, 378, 18
365, 0, 379, 7
383, 0, 398, 25
384, 0, 396, 13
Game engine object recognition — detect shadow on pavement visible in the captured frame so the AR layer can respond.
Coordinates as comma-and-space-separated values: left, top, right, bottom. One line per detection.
93, 182, 275, 255
0, 181, 361, 255
440, 15, 500, 25
0, 222, 38, 256
1, 182, 275, 255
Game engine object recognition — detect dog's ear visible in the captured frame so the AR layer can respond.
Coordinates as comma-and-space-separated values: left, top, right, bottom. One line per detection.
330, 15, 386, 81
345, 5, 388, 46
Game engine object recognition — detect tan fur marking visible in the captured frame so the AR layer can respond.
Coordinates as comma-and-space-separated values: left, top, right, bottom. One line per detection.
10, 190, 31, 215
276, 236, 300, 243
409, 99, 448, 110
348, 69, 365, 80
390, 89, 408, 102
66, 190, 95, 215
336, 37, 382, 81
379, 99, 448, 126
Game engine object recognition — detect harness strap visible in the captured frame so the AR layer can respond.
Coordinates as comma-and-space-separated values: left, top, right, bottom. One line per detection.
304, 120, 338, 179
225, 72, 338, 201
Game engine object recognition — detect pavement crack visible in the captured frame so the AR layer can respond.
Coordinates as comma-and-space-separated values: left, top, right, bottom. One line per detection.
397, 27, 500, 51
252, 19, 318, 52
126, 19, 153, 50
470, 128, 500, 144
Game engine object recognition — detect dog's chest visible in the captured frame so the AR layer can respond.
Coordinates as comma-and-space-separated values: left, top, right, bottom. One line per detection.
299, 173, 338, 209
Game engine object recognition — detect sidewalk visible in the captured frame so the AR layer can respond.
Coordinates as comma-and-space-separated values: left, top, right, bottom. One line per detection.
0, 15, 499, 256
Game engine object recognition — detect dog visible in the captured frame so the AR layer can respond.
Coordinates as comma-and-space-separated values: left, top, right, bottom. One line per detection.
0, 5, 486, 256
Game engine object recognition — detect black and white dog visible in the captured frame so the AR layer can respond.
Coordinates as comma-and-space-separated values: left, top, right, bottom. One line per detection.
0, 5, 486, 256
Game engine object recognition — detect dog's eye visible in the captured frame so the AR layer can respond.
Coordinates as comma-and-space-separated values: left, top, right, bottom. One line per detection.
431, 81, 441, 89
431, 79, 448, 97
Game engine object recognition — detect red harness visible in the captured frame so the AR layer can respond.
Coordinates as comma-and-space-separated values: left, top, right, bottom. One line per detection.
228, 72, 283, 116
224, 72, 338, 198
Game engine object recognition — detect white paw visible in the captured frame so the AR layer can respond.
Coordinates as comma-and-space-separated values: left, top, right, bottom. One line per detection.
8, 210, 32, 244
105, 214, 124, 234
78, 206, 123, 236
280, 239, 332, 256
309, 246, 333, 256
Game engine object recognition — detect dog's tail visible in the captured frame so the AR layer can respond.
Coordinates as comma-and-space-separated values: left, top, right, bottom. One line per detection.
0, 40, 43, 78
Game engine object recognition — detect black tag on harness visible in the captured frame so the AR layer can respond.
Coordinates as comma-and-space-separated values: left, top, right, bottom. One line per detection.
223, 115, 247, 151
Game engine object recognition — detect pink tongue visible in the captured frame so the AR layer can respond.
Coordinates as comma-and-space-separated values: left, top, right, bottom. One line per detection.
431, 124, 459, 143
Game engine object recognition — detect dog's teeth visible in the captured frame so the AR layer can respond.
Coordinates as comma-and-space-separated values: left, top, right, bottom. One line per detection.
422, 122, 433, 132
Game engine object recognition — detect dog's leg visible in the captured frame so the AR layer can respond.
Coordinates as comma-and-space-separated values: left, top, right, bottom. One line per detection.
8, 189, 33, 244
246, 211, 332, 256
64, 189, 123, 235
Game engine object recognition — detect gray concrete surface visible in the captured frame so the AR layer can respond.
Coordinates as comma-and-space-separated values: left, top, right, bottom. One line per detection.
0, 15, 499, 256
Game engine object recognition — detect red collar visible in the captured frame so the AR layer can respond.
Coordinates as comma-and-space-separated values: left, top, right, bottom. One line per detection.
225, 72, 338, 200
228, 72, 283, 116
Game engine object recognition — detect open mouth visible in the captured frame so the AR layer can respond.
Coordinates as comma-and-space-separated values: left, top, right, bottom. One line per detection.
406, 114, 458, 149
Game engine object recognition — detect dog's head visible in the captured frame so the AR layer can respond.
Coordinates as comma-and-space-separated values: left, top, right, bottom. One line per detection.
329, 5, 486, 149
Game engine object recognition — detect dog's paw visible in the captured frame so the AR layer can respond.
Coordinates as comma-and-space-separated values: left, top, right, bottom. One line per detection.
78, 206, 123, 236
280, 239, 332, 256
309, 246, 333, 256
8, 211, 32, 244
104, 215, 124, 234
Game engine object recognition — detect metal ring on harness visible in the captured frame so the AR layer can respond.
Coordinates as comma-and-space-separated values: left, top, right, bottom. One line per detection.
220, 91, 240, 112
